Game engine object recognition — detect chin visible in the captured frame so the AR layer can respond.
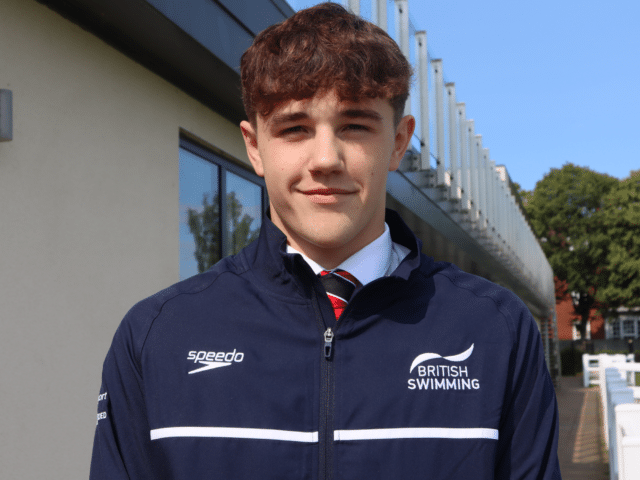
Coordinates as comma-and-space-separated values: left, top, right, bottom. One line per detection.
293, 224, 345, 245
306, 234, 351, 250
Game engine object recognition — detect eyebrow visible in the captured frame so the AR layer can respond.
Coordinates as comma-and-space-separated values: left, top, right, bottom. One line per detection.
269, 108, 383, 128
269, 112, 309, 128
339, 108, 383, 122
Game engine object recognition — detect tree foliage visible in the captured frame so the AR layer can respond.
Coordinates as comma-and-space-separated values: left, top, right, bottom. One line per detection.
188, 192, 260, 273
524, 163, 618, 338
594, 170, 640, 309
226, 192, 261, 257
512, 181, 532, 207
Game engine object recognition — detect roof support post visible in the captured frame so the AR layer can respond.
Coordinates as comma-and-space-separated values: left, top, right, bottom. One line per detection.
484, 151, 493, 235
446, 83, 460, 201
375, 0, 387, 31
475, 135, 486, 230
495, 164, 504, 247
394, 0, 410, 116
432, 59, 445, 186
416, 31, 430, 170
467, 120, 478, 222
457, 103, 470, 212
509, 192, 516, 253
489, 159, 497, 239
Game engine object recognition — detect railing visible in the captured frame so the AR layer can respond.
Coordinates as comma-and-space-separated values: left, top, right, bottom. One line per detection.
339, 0, 555, 314
583, 353, 636, 388
616, 403, 640, 480
589, 354, 640, 480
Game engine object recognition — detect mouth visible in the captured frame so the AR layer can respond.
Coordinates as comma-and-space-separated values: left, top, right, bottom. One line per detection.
303, 188, 353, 195
301, 187, 356, 204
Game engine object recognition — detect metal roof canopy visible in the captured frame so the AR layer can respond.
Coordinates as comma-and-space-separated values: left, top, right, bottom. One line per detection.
388, 170, 551, 319
36, 0, 294, 125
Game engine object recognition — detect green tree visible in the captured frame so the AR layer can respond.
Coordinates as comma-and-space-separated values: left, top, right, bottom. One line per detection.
524, 163, 618, 339
188, 192, 260, 273
594, 170, 640, 309
512, 182, 532, 207
188, 193, 221, 274
227, 192, 260, 256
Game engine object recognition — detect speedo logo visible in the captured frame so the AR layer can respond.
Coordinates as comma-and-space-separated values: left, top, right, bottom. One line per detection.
187, 349, 244, 375
407, 344, 481, 391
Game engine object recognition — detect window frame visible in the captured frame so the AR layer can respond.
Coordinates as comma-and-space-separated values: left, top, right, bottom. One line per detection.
621, 316, 638, 339
611, 320, 621, 339
179, 136, 267, 273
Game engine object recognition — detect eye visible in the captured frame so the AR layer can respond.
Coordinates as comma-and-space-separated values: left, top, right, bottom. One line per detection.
342, 123, 374, 136
279, 125, 307, 137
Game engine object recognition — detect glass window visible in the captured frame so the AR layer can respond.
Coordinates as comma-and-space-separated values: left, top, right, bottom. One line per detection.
611, 320, 620, 339
623, 319, 635, 338
225, 171, 262, 256
180, 148, 220, 280
179, 141, 265, 280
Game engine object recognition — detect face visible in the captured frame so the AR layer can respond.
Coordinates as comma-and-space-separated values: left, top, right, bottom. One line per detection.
241, 91, 415, 268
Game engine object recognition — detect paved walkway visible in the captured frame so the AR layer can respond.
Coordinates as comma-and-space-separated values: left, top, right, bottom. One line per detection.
556, 375, 609, 480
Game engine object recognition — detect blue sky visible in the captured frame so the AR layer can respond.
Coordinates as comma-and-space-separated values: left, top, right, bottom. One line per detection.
287, 0, 639, 191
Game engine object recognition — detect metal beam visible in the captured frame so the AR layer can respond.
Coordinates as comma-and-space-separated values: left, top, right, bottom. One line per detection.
394, 0, 410, 116
446, 83, 460, 200
457, 104, 469, 211
432, 59, 445, 186
416, 31, 429, 170
375, 0, 387, 31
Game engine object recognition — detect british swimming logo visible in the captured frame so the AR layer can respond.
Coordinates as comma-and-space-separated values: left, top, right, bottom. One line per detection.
407, 344, 480, 391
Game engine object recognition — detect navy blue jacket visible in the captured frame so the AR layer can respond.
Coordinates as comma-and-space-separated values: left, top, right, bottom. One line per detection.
90, 209, 561, 479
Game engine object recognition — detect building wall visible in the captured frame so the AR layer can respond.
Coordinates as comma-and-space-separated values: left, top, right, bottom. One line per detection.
555, 295, 605, 341
0, 0, 250, 477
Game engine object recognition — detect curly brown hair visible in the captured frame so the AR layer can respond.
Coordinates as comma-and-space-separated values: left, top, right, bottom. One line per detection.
241, 2, 412, 126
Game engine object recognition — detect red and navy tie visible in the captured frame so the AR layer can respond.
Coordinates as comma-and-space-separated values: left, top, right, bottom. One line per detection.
319, 270, 360, 320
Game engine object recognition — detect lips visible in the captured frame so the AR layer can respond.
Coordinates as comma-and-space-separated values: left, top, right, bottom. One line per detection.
300, 187, 356, 205
303, 188, 353, 195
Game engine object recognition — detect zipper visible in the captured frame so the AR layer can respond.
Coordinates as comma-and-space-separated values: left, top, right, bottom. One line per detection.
324, 327, 334, 359
320, 326, 335, 480
312, 283, 335, 480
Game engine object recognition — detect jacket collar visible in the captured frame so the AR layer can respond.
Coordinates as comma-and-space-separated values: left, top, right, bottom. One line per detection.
243, 209, 426, 299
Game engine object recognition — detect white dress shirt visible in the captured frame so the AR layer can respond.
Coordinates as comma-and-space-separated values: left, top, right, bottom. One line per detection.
287, 223, 410, 286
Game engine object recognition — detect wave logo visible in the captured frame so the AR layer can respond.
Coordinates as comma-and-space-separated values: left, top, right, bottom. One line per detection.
187, 349, 244, 374
409, 344, 474, 373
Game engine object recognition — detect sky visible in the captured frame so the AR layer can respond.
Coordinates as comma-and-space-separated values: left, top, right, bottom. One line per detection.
287, 0, 639, 191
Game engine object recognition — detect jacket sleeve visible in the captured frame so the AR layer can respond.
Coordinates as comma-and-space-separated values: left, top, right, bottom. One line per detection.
495, 304, 562, 480
89, 317, 164, 480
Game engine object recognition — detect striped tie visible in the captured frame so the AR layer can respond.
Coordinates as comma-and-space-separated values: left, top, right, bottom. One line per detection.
319, 270, 360, 320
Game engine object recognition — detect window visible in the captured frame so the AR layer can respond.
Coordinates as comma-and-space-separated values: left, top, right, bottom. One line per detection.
611, 320, 620, 339
179, 139, 266, 280
622, 317, 637, 338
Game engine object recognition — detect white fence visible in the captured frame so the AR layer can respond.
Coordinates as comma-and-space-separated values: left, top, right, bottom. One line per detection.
587, 354, 640, 480
583, 354, 636, 388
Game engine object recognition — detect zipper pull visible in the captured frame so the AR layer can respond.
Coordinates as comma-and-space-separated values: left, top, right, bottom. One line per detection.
324, 328, 334, 359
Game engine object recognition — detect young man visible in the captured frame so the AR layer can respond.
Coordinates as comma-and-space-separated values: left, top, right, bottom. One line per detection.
90, 3, 561, 479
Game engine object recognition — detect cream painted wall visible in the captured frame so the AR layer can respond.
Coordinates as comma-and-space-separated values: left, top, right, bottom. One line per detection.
0, 0, 251, 477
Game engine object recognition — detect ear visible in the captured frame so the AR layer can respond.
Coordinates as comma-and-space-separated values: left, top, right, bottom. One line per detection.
240, 120, 264, 177
389, 115, 416, 172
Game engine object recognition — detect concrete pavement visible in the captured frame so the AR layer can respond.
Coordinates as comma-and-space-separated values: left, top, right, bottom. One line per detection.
556, 375, 609, 480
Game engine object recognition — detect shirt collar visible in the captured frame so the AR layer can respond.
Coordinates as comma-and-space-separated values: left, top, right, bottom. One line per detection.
286, 223, 393, 286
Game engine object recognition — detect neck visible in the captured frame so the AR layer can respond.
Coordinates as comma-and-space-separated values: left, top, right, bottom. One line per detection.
287, 240, 359, 271
268, 207, 387, 270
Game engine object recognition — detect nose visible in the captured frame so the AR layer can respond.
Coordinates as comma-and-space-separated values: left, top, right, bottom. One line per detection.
308, 129, 344, 175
